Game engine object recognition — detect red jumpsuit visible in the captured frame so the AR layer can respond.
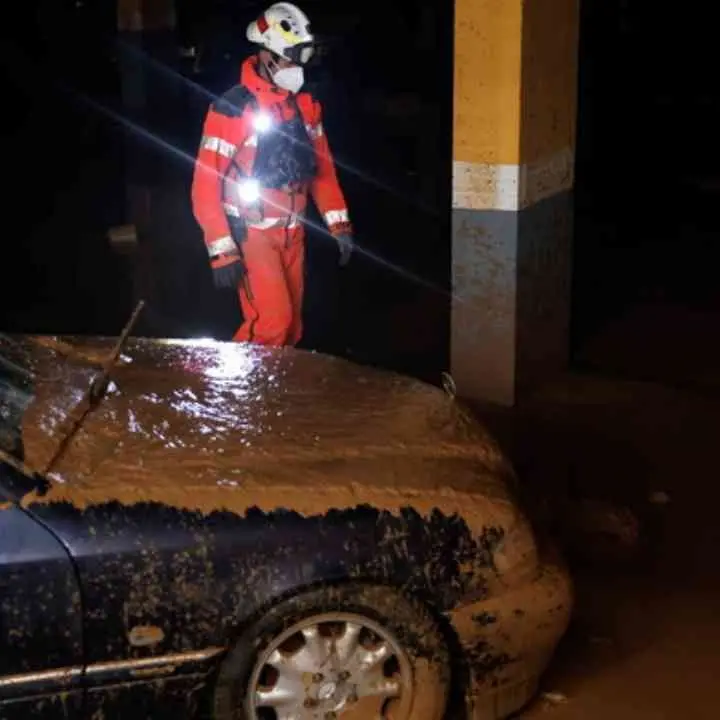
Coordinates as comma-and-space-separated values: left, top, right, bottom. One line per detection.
191, 56, 352, 346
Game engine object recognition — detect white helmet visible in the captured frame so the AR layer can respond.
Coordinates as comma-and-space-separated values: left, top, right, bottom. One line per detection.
247, 3, 315, 66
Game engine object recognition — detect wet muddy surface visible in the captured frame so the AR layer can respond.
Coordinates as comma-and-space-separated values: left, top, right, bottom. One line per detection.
478, 375, 720, 719
14, 335, 516, 526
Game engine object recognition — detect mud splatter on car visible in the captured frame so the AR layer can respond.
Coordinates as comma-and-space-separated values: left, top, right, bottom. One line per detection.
0, 335, 572, 719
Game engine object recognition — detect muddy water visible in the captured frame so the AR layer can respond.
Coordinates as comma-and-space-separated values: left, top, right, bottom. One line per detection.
522, 573, 720, 719
505, 376, 720, 719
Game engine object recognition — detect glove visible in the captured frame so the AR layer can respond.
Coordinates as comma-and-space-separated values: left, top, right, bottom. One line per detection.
335, 233, 354, 267
211, 253, 245, 290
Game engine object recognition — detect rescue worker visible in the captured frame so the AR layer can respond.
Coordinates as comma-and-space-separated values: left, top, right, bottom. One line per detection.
191, 2, 354, 346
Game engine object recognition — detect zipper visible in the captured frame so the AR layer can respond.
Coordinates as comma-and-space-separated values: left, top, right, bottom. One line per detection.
286, 190, 295, 248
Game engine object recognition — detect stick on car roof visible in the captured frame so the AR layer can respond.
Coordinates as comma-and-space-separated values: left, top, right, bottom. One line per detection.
42, 300, 146, 476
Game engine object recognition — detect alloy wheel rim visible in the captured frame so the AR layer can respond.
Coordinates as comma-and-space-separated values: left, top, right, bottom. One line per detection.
244, 611, 415, 720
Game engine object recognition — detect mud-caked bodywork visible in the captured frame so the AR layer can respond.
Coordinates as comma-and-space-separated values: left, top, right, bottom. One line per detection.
0, 336, 572, 719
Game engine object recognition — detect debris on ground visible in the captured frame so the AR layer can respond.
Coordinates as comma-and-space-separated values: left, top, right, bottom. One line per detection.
648, 490, 670, 505
540, 691, 569, 706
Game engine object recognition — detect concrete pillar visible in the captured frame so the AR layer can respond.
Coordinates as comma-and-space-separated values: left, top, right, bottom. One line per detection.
451, 0, 579, 405
115, 1, 179, 332
117, 1, 177, 114
117, 0, 178, 192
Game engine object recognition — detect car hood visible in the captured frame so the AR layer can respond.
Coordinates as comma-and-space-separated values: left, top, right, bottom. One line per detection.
15, 336, 522, 536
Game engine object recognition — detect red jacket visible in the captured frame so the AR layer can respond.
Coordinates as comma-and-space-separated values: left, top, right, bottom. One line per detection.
191, 56, 351, 258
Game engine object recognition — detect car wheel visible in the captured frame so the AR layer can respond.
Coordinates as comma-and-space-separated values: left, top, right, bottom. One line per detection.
213, 583, 450, 720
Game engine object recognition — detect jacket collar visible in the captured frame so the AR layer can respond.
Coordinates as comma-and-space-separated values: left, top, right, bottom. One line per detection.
240, 55, 289, 100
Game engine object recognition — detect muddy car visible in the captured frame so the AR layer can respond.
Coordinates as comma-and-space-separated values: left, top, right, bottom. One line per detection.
0, 334, 571, 720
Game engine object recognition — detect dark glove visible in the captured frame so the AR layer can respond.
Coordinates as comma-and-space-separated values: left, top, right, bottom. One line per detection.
335, 233, 354, 267
211, 253, 245, 290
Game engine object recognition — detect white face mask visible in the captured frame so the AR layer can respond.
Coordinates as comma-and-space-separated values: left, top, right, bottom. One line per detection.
272, 65, 305, 94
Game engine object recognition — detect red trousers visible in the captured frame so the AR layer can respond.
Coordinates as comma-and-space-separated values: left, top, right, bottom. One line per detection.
232, 225, 305, 346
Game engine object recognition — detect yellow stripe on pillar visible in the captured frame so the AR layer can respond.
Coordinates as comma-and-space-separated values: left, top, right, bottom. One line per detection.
520, 0, 579, 165
453, 0, 523, 167
453, 0, 579, 212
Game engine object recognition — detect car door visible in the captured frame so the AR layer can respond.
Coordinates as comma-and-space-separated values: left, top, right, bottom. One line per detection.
24, 501, 224, 720
0, 462, 84, 719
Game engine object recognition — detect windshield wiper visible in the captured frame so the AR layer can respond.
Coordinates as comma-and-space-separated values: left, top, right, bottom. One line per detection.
42, 300, 145, 475
0, 446, 37, 480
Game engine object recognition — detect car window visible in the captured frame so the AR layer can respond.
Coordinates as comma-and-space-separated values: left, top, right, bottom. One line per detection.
0, 334, 35, 459
0, 336, 53, 502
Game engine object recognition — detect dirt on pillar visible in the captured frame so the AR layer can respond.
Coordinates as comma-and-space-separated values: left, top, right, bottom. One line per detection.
451, 0, 579, 406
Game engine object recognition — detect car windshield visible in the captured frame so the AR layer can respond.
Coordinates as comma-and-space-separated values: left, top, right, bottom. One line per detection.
0, 334, 36, 459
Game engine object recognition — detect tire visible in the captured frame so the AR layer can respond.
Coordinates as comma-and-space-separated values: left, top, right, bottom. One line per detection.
213, 583, 450, 720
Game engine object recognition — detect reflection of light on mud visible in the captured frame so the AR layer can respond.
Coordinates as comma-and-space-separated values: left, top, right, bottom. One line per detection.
39, 386, 89, 434
216, 478, 240, 487
128, 410, 141, 434
203, 343, 259, 380
167, 389, 255, 435
171, 398, 215, 419
121, 340, 270, 446
156, 419, 170, 440
165, 439, 186, 449
158, 338, 218, 347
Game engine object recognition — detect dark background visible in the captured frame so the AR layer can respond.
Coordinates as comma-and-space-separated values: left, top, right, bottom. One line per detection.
0, 0, 717, 389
